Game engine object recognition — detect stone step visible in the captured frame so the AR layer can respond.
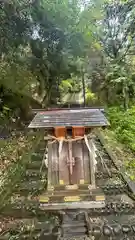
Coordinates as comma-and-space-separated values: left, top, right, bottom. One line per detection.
62, 222, 86, 228
15, 180, 47, 193
27, 161, 43, 169
25, 169, 43, 179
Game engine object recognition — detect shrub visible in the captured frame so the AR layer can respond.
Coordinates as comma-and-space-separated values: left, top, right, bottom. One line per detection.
107, 106, 135, 151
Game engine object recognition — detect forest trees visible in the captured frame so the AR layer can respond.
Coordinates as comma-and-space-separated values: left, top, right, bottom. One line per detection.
0, 0, 94, 113
0, 0, 105, 117
1, 0, 135, 119
96, 0, 135, 109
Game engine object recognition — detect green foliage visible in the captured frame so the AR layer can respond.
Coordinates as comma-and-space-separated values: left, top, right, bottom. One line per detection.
0, 59, 36, 95
100, 0, 135, 60
59, 80, 73, 93
101, 61, 135, 108
86, 88, 97, 105
108, 106, 135, 151
60, 77, 82, 95
88, 0, 135, 108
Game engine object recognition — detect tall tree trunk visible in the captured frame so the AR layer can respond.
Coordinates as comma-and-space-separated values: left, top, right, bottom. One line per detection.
82, 71, 86, 107
123, 85, 129, 110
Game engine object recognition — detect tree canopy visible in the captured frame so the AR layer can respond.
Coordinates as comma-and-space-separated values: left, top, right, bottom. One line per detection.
1, 0, 135, 120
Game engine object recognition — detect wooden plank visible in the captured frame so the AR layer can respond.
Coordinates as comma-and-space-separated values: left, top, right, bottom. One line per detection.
30, 118, 107, 123
32, 107, 105, 113
40, 190, 90, 197
29, 123, 107, 128
32, 116, 106, 121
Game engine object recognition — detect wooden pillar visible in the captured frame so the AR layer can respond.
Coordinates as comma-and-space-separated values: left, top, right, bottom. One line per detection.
59, 142, 69, 185
72, 141, 84, 184
83, 141, 90, 184
88, 139, 96, 187
68, 141, 73, 177
53, 141, 59, 185
47, 142, 52, 189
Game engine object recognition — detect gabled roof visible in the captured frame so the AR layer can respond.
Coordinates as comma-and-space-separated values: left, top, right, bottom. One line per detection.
28, 108, 108, 128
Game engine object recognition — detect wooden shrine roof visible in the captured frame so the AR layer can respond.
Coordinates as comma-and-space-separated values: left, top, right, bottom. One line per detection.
28, 108, 109, 128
